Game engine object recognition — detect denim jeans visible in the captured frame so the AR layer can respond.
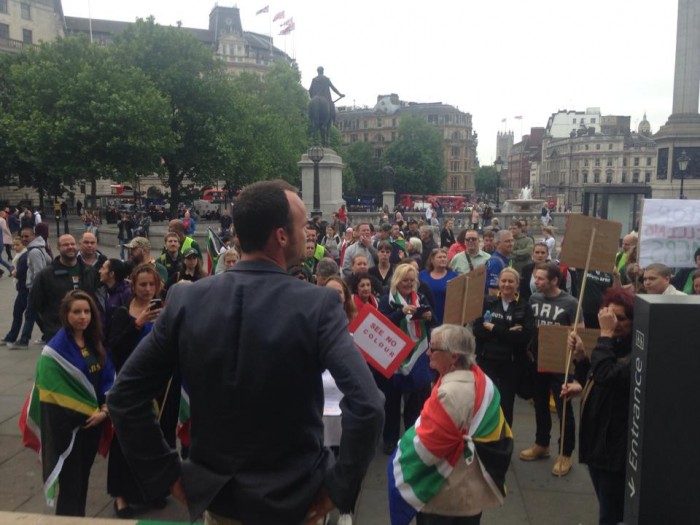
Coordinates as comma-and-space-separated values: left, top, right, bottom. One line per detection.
18, 298, 36, 344
4, 288, 28, 342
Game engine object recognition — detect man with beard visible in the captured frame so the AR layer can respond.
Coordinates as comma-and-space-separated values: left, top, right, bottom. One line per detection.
124, 237, 168, 284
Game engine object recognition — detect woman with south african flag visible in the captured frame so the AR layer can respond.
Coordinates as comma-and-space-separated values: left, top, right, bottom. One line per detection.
377, 262, 436, 456
388, 324, 513, 525
19, 290, 115, 516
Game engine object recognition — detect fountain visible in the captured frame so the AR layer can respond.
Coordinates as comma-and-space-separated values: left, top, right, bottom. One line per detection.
502, 186, 546, 213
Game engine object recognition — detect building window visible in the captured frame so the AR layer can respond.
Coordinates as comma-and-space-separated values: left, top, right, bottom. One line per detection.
450, 161, 460, 172
363, 133, 368, 142
594, 171, 601, 183
392, 118, 396, 127
595, 159, 601, 167
350, 134, 357, 143
375, 148, 383, 159
572, 118, 576, 124
646, 157, 652, 166
581, 118, 585, 124
634, 157, 640, 166
0, 0, 7, 14
585, 144, 589, 150
451, 146, 460, 158
451, 177, 458, 191
609, 144, 613, 150
363, 120, 368, 129
428, 114, 438, 124
0, 23, 8, 40
583, 172, 589, 184
584, 159, 589, 167
21, 2, 30, 19
377, 118, 383, 128
623, 158, 627, 167
606, 159, 613, 167
22, 29, 32, 44
633, 171, 640, 183
591, 118, 596, 123
645, 172, 652, 183
622, 172, 627, 183
606, 171, 613, 183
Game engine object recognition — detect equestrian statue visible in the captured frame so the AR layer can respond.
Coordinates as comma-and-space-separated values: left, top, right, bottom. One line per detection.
308, 66, 344, 146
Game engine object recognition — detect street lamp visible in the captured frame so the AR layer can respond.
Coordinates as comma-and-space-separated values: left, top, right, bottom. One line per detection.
677, 149, 689, 200
308, 144, 325, 217
494, 156, 504, 212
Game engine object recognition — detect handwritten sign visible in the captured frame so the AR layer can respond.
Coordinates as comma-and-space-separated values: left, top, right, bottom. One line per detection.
444, 265, 486, 326
639, 198, 700, 268
348, 305, 415, 378
537, 325, 601, 374
559, 214, 622, 273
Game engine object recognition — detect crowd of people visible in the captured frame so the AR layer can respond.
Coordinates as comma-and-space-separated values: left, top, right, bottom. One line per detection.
1, 192, 698, 525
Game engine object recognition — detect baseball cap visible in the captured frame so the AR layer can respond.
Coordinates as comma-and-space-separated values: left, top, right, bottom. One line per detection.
124, 237, 151, 249
183, 247, 198, 258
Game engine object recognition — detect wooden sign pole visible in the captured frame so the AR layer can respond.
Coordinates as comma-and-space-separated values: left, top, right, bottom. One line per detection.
461, 274, 470, 325
558, 227, 597, 477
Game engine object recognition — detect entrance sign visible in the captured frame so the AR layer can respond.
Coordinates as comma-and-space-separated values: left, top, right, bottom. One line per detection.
639, 198, 700, 268
349, 305, 415, 379
559, 214, 622, 272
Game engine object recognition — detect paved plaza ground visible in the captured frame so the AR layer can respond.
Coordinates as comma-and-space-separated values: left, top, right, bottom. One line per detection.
0, 219, 598, 523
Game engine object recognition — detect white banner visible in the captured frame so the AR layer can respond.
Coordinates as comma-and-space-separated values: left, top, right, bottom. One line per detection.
639, 199, 700, 268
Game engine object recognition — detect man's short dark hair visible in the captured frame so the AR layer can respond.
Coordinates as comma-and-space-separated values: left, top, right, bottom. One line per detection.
107, 258, 130, 282
233, 180, 296, 253
535, 262, 561, 285
483, 230, 495, 239
380, 223, 392, 233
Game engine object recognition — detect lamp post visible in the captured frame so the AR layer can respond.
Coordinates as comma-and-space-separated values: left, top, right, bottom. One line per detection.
494, 156, 504, 212
677, 149, 689, 200
308, 145, 325, 217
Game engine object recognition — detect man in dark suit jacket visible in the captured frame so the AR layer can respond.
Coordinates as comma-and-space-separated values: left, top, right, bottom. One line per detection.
108, 180, 384, 525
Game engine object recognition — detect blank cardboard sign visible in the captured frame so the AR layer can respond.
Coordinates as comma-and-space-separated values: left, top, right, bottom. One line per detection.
559, 214, 622, 273
444, 265, 486, 326
537, 325, 601, 374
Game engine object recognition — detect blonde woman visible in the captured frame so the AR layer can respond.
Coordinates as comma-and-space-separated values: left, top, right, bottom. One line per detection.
377, 263, 435, 455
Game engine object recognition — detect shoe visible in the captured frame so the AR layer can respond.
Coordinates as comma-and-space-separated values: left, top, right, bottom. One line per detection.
0, 338, 13, 346
519, 444, 550, 461
551, 455, 573, 476
32, 338, 45, 345
9, 341, 29, 350
113, 500, 135, 519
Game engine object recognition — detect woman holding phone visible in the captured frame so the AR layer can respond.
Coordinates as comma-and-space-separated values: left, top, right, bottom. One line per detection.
107, 263, 166, 517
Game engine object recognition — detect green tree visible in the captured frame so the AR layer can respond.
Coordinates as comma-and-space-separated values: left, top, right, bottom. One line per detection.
112, 18, 239, 213
341, 141, 381, 193
1, 36, 175, 207
383, 115, 445, 194
474, 166, 498, 195
229, 62, 310, 187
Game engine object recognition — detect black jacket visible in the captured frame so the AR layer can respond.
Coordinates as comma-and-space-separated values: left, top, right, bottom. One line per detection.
574, 336, 631, 472
30, 258, 99, 340
108, 260, 384, 524
474, 295, 533, 362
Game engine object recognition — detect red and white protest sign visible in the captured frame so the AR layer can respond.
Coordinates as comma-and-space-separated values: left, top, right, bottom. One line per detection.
349, 305, 415, 379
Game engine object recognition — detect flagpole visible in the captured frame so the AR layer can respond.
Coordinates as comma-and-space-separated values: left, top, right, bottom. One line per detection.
87, 0, 93, 44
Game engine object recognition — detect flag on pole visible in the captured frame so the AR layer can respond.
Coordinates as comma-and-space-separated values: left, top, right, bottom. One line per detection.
279, 21, 295, 35
256, 5, 269, 15
501, 118, 506, 123
281, 17, 294, 27
273, 10, 285, 21
206, 228, 225, 275
514, 115, 523, 120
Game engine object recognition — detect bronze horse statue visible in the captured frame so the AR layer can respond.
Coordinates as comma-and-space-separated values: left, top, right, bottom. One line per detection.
308, 95, 331, 146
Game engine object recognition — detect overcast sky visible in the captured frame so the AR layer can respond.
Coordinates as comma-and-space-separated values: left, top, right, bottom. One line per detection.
62, 1, 681, 166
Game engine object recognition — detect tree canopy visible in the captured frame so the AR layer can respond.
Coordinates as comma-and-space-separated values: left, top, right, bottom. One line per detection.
473, 166, 499, 195
383, 115, 445, 194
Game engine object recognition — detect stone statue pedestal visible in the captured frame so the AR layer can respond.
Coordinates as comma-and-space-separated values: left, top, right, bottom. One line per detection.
299, 148, 344, 219
382, 191, 396, 211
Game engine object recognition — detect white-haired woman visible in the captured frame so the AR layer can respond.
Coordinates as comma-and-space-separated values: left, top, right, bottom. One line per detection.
388, 324, 511, 525
377, 263, 434, 455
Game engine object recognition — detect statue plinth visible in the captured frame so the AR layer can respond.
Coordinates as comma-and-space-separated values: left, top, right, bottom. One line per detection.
298, 148, 345, 219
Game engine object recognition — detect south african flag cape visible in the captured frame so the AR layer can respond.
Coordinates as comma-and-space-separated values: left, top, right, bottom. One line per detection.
388, 365, 512, 525
18, 329, 115, 506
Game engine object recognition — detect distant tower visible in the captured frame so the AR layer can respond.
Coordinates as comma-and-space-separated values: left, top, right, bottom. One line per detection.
638, 113, 652, 136
496, 131, 513, 163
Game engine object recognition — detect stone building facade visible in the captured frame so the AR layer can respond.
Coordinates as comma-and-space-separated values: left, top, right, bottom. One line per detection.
336, 94, 478, 194
0, 0, 63, 53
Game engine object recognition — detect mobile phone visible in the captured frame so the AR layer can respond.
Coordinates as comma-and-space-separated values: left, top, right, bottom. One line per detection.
149, 298, 163, 310
410, 305, 430, 320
